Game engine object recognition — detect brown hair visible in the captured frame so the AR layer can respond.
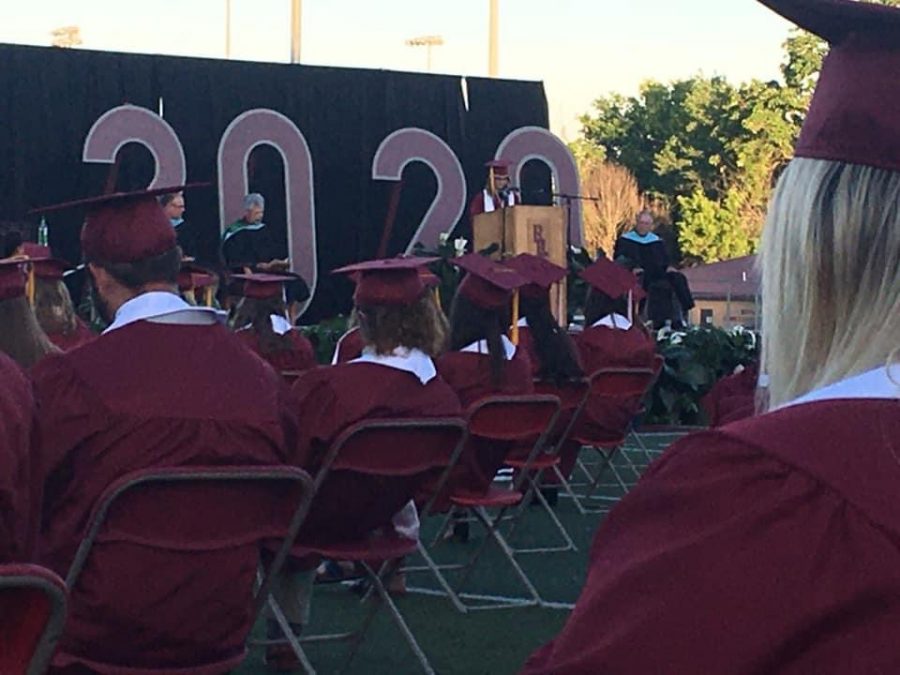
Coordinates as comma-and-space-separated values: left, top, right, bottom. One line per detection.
231, 296, 292, 355
92, 246, 181, 290
358, 295, 448, 358
0, 296, 60, 368
34, 278, 79, 336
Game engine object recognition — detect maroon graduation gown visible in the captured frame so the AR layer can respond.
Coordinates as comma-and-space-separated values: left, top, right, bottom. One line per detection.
47, 317, 96, 352
332, 326, 365, 364
468, 190, 521, 221
291, 362, 461, 541
0, 352, 38, 562
235, 328, 317, 374
702, 362, 760, 427
436, 349, 534, 496
31, 320, 299, 669
523, 398, 900, 675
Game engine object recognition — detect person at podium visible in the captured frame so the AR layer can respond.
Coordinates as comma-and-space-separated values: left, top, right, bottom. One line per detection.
468, 159, 521, 221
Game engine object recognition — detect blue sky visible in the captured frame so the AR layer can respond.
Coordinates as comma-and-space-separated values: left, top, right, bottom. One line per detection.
0, 0, 797, 137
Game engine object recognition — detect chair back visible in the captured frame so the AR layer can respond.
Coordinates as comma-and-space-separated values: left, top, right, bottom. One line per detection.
0, 563, 67, 675
571, 366, 659, 445
302, 418, 468, 544
62, 466, 313, 672
465, 395, 561, 444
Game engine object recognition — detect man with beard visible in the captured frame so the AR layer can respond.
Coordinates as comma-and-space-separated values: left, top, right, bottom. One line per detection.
30, 186, 300, 670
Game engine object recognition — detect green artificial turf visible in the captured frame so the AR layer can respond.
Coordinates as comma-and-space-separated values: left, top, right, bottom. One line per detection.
234, 433, 683, 675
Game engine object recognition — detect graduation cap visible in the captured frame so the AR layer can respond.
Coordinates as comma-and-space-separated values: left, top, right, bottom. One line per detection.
19, 243, 72, 282
486, 159, 511, 178
758, 0, 900, 172
32, 184, 203, 264
580, 258, 640, 299
333, 256, 440, 307
229, 272, 295, 300
0, 259, 27, 301
454, 253, 528, 310
503, 253, 567, 300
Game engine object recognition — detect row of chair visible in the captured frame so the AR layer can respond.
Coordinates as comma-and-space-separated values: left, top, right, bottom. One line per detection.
0, 360, 662, 675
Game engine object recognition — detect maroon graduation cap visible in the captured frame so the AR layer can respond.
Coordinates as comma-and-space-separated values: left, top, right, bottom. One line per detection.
503, 253, 568, 300
19, 244, 72, 281
0, 259, 27, 301
759, 0, 900, 172
453, 253, 528, 310
580, 258, 640, 299
333, 257, 440, 307
178, 262, 217, 293
485, 159, 511, 179
230, 273, 295, 300
32, 184, 203, 264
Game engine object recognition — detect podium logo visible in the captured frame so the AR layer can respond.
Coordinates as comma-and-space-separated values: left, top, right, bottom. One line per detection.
532, 224, 549, 258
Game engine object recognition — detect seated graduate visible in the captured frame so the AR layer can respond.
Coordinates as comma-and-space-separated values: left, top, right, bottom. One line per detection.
331, 268, 443, 365
437, 253, 533, 407
522, 2, 900, 673
613, 209, 694, 322
23, 245, 96, 352
230, 273, 317, 375
177, 261, 218, 307
268, 258, 460, 665
0, 259, 59, 368
30, 186, 300, 670
0, 351, 38, 562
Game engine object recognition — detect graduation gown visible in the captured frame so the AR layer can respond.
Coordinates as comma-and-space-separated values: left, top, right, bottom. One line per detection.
236, 328, 317, 374
436, 342, 534, 496
572, 320, 656, 439
613, 232, 670, 283
221, 220, 277, 269
702, 362, 760, 427
0, 353, 38, 562
468, 189, 519, 221
331, 326, 365, 364
291, 359, 461, 542
31, 316, 299, 669
522, 394, 900, 675
46, 317, 95, 352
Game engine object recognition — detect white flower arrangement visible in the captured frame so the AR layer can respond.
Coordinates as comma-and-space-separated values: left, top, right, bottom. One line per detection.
453, 237, 468, 257
438, 232, 450, 246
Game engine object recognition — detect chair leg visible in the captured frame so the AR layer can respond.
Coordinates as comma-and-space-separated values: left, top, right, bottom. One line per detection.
414, 540, 468, 614
630, 429, 655, 464
462, 506, 543, 606
267, 595, 317, 675
357, 561, 436, 675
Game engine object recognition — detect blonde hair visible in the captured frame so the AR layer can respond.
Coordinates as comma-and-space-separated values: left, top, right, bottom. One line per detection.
0, 296, 60, 368
760, 158, 900, 408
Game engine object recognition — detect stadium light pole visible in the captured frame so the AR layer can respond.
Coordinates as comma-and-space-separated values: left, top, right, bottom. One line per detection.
290, 0, 302, 63
405, 35, 444, 72
488, 0, 499, 77
225, 0, 232, 58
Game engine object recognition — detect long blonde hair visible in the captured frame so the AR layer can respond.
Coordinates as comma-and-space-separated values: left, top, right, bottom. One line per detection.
760, 158, 900, 408
34, 277, 79, 336
0, 296, 60, 368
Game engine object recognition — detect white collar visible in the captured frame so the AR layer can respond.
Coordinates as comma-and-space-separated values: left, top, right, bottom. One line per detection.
481, 189, 515, 213
780, 365, 900, 410
591, 313, 632, 331
460, 334, 517, 360
350, 346, 437, 384
270, 314, 293, 336
103, 291, 226, 335
516, 317, 529, 328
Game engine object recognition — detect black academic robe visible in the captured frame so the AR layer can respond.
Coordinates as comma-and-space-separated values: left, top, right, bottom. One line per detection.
613, 234, 670, 283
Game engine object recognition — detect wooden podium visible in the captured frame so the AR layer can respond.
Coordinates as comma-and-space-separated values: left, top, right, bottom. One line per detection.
472, 205, 568, 325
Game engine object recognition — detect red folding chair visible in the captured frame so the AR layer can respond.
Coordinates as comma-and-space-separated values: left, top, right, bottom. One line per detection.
267, 417, 468, 674
55, 466, 314, 674
409, 395, 562, 612
0, 564, 67, 675
562, 366, 661, 513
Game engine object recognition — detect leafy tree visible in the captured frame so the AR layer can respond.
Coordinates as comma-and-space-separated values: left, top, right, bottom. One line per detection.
575, 1, 900, 263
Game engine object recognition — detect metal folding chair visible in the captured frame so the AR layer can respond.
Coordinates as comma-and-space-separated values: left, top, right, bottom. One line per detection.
561, 366, 661, 513
56, 466, 314, 674
409, 395, 562, 612
0, 564, 67, 675
267, 417, 468, 674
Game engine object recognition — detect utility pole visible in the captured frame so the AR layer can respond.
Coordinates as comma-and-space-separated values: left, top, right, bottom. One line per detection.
225, 0, 232, 58
290, 0, 302, 63
405, 35, 444, 72
488, 0, 499, 77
